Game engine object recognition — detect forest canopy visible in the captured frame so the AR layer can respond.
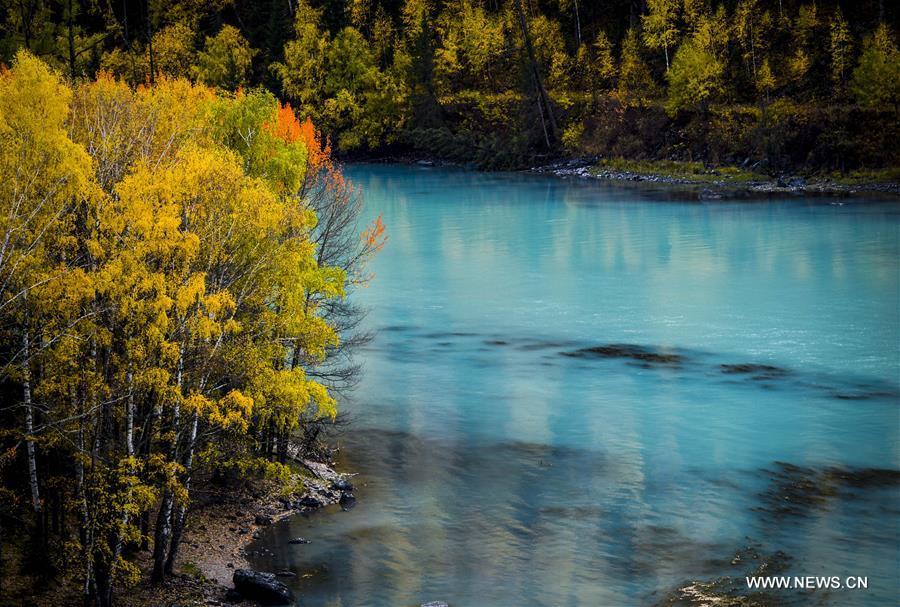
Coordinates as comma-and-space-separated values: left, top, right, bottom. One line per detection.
1, 0, 896, 170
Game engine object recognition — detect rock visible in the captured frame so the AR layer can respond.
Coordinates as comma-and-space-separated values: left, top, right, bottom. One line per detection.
275, 570, 296, 578
297, 496, 323, 509
232, 569, 295, 606
562, 344, 683, 366
776, 176, 788, 188
720, 363, 789, 379
339, 492, 357, 511
255, 514, 273, 526
288, 537, 310, 544
421, 602, 450, 607
331, 477, 354, 492
788, 177, 806, 188
224, 588, 243, 603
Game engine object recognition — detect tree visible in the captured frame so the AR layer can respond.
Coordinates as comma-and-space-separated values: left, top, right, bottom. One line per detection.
851, 23, 899, 109
642, 0, 680, 70
195, 25, 256, 90
829, 8, 853, 91
618, 26, 658, 103
666, 37, 724, 113
589, 30, 617, 94
756, 57, 776, 103
274, 0, 329, 122
0, 52, 368, 606
734, 0, 772, 88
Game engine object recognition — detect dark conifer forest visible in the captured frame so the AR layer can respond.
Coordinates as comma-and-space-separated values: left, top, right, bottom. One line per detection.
1, 0, 897, 170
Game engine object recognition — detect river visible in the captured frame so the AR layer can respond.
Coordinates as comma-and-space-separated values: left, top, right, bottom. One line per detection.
249, 165, 900, 606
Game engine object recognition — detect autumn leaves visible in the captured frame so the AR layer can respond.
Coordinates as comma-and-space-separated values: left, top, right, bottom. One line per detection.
0, 52, 370, 604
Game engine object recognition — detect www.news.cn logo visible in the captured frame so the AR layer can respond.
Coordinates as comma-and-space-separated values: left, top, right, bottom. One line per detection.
746, 576, 869, 590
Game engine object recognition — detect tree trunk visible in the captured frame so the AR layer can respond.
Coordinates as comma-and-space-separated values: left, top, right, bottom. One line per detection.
152, 347, 183, 582
513, 0, 558, 147
145, 0, 155, 83
23, 330, 41, 517
67, 0, 77, 78
573, 0, 582, 47
164, 410, 198, 574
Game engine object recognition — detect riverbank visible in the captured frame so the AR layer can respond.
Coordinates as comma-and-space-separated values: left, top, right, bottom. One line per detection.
351, 152, 900, 199
531, 157, 900, 199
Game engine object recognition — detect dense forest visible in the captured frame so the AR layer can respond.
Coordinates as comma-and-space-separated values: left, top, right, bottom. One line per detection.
0, 49, 384, 605
1, 0, 896, 170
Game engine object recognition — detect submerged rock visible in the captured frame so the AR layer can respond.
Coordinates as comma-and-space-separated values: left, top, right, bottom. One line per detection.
757, 461, 900, 519
339, 492, 357, 511
232, 569, 295, 605
288, 537, 310, 544
421, 602, 450, 607
562, 344, 683, 366
655, 550, 794, 606
720, 363, 790, 380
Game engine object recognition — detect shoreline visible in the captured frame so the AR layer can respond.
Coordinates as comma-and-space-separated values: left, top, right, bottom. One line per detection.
531, 157, 900, 199
346, 153, 900, 199
182, 458, 353, 588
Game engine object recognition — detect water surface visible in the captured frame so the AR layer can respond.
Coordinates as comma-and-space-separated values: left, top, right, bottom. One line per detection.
251, 165, 900, 606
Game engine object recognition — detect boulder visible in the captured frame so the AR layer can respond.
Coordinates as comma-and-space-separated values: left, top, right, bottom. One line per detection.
254, 514, 273, 526
288, 537, 310, 545
331, 478, 354, 492
232, 569, 295, 605
339, 493, 357, 511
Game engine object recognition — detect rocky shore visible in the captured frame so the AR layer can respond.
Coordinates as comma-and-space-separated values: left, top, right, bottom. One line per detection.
532, 157, 900, 199
113, 458, 358, 607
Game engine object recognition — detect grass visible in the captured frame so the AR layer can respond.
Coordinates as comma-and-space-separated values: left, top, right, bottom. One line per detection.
826, 167, 900, 185
591, 158, 769, 183
180, 561, 206, 581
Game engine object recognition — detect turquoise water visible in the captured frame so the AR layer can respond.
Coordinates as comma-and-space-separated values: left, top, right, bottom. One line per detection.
251, 165, 900, 606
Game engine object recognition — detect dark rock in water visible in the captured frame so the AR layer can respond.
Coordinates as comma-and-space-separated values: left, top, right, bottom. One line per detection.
232, 569, 295, 605
297, 496, 323, 509
421, 602, 450, 607
288, 537, 310, 545
757, 462, 900, 520
254, 514, 273, 526
825, 466, 900, 488
224, 588, 243, 602
331, 478, 354, 492
339, 492, 357, 511
275, 570, 296, 578
720, 363, 790, 378
562, 344, 683, 365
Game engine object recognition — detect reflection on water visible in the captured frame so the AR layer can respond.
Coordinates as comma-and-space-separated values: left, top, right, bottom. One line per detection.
250, 166, 900, 606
